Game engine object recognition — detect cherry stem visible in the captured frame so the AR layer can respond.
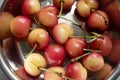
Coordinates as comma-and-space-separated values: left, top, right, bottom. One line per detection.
71, 52, 90, 62
90, 8, 96, 12
70, 48, 102, 62
88, 32, 104, 43
91, 32, 101, 37
58, 0, 64, 17
58, 16, 82, 26
70, 35, 96, 39
25, 43, 38, 58
39, 67, 73, 80
70, 32, 102, 43
33, 16, 40, 26
90, 8, 108, 26
83, 48, 102, 53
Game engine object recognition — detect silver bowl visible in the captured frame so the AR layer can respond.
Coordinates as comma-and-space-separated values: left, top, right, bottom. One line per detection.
0, 0, 120, 80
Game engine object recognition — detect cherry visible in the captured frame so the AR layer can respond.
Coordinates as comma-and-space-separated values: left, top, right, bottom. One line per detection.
36, 6, 59, 28
89, 34, 112, 56
87, 10, 109, 31
44, 66, 65, 80
65, 37, 86, 58
76, 0, 99, 18
53, 0, 75, 10
24, 53, 47, 77
44, 44, 65, 66
10, 16, 31, 39
0, 12, 14, 40
28, 28, 50, 51
21, 0, 40, 16
82, 52, 104, 71
66, 62, 87, 80
52, 23, 74, 44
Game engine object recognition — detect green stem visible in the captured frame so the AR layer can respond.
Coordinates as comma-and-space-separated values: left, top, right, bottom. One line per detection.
91, 32, 101, 37
70, 35, 96, 39
71, 52, 90, 62
39, 67, 73, 80
58, 16, 81, 26
70, 48, 102, 62
83, 48, 102, 53
33, 16, 40, 26
88, 37, 97, 43
58, 0, 64, 17
25, 43, 38, 58
90, 8, 108, 26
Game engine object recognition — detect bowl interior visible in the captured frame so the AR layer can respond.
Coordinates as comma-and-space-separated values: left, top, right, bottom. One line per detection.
1, 0, 120, 80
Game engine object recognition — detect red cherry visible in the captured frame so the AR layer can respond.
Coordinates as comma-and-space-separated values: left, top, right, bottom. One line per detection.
89, 34, 112, 56
65, 37, 86, 58
45, 44, 65, 66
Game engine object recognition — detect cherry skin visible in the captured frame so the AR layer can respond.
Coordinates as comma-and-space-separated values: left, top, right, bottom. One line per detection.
44, 44, 65, 66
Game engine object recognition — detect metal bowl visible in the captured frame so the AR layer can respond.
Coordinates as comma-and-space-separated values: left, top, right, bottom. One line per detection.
0, 0, 120, 80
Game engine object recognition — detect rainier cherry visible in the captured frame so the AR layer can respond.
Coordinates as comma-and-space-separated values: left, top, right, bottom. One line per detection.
87, 10, 109, 31
21, 0, 40, 16
76, 0, 99, 18
52, 23, 74, 44
24, 53, 47, 77
28, 28, 50, 51
44, 66, 65, 80
82, 52, 104, 71
66, 62, 87, 80
37, 6, 59, 28
65, 37, 86, 58
89, 34, 112, 56
0, 12, 14, 40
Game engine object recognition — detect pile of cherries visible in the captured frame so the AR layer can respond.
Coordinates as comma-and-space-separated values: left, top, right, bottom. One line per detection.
0, 0, 113, 80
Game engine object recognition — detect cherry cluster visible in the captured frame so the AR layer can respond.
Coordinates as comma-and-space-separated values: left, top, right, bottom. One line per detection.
0, 0, 113, 80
